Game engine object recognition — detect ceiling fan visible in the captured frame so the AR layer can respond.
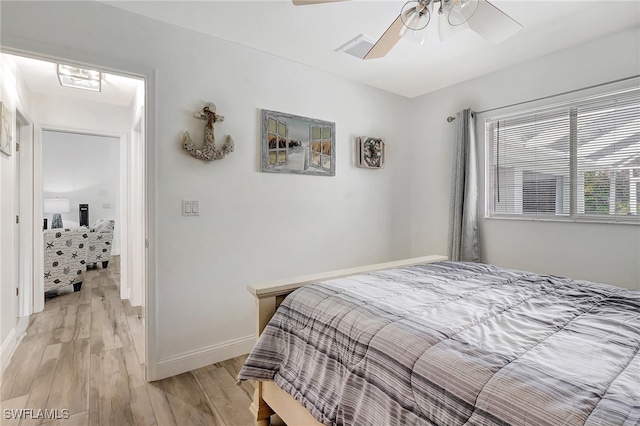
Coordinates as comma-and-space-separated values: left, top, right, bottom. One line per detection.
292, 0, 522, 59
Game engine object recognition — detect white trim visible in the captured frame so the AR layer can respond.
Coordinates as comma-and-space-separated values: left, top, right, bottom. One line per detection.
15, 315, 29, 336
144, 69, 157, 382
33, 124, 44, 313
37, 125, 123, 139
485, 215, 640, 226
0, 317, 28, 375
1, 329, 18, 374
118, 132, 129, 302
155, 335, 255, 381
16, 105, 34, 319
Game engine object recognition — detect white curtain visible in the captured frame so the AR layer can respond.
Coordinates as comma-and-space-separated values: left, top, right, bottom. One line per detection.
447, 109, 479, 262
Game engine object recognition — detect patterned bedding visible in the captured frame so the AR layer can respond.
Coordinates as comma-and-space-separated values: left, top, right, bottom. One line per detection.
238, 261, 640, 426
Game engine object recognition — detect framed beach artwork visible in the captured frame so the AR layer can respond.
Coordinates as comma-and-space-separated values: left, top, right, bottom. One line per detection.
261, 109, 335, 176
0, 102, 13, 156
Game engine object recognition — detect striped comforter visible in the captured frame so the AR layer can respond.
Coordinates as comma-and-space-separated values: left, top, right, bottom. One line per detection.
238, 261, 640, 425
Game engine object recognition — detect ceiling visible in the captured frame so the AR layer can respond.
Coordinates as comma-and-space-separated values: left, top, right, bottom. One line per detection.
8, 54, 142, 107
7, 1, 639, 102
100, 0, 640, 98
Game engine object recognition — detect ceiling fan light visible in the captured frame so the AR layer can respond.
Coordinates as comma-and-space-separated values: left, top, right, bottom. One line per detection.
399, 11, 416, 36
415, 12, 431, 31
445, 0, 479, 26
405, 26, 429, 45
438, 9, 468, 41
401, 1, 431, 31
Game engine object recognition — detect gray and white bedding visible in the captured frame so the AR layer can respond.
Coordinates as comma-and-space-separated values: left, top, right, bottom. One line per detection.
238, 261, 640, 426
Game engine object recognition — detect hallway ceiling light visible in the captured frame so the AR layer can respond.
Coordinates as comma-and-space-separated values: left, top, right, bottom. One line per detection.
57, 64, 102, 92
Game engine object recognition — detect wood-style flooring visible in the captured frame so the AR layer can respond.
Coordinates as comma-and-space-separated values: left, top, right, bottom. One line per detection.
0, 256, 259, 426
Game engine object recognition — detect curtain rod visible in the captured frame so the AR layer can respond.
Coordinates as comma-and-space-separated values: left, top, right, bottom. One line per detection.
446, 74, 640, 122
446, 111, 475, 122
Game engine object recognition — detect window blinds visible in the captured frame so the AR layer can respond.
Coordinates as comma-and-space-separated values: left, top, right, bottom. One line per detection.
486, 87, 640, 222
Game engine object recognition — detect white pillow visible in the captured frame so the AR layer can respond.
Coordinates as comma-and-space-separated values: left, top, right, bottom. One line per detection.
91, 219, 115, 232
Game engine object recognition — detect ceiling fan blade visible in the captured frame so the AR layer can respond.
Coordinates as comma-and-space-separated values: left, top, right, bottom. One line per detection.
292, 0, 350, 5
467, 0, 522, 43
364, 14, 406, 60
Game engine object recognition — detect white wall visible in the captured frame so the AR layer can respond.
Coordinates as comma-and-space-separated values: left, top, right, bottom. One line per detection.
42, 131, 121, 254
0, 55, 19, 367
409, 27, 640, 290
1, 1, 413, 377
31, 91, 131, 135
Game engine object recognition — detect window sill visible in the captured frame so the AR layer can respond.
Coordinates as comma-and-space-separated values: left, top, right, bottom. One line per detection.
485, 215, 640, 226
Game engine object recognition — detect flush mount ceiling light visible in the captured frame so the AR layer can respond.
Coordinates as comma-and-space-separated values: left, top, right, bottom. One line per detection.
57, 64, 102, 92
297, 0, 522, 59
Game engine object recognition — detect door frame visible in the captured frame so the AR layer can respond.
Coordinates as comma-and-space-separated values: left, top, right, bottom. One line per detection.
35, 126, 126, 310
15, 106, 33, 322
4, 46, 157, 381
124, 107, 146, 308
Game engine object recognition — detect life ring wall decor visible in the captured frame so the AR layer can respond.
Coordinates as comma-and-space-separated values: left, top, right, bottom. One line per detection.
183, 102, 234, 162
356, 136, 385, 169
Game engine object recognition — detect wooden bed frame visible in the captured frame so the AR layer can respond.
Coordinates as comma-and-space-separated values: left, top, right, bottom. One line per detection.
246, 254, 447, 426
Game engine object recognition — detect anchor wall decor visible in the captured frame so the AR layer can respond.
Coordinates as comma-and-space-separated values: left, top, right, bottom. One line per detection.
183, 102, 234, 162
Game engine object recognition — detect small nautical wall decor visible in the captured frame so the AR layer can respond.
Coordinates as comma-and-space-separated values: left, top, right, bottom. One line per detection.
183, 102, 234, 162
356, 136, 385, 168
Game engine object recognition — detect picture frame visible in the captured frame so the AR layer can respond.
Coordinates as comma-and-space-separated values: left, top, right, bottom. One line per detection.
0, 102, 13, 156
261, 109, 335, 176
356, 136, 385, 169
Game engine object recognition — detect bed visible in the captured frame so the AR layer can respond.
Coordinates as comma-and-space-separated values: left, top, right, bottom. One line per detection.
238, 255, 640, 426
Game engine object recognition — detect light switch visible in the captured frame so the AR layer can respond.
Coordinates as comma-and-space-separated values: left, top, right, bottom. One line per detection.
182, 200, 200, 217
182, 200, 191, 216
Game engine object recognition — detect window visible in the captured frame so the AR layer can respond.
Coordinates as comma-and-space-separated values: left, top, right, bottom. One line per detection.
309, 125, 332, 171
486, 87, 640, 223
267, 117, 288, 166
522, 171, 563, 215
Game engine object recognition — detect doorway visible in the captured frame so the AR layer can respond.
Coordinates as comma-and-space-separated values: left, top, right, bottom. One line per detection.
7, 52, 149, 376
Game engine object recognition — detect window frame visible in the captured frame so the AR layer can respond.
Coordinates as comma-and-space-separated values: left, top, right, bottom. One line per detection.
484, 86, 640, 225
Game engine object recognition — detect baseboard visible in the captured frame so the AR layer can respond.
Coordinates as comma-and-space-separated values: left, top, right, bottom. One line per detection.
1, 329, 17, 374
16, 316, 29, 336
1, 317, 28, 375
155, 335, 255, 380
